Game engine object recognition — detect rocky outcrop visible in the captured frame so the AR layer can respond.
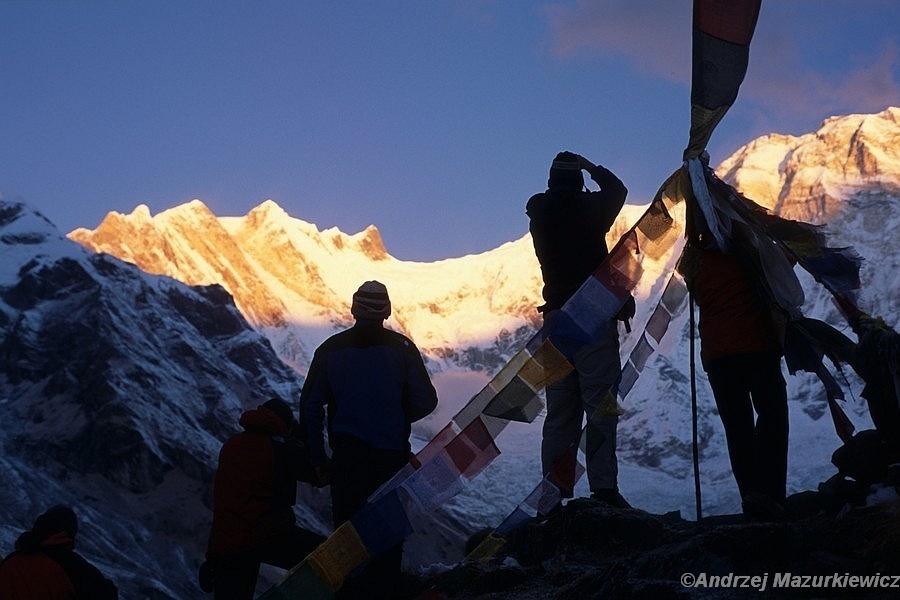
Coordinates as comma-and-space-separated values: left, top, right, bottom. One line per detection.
421, 472, 900, 599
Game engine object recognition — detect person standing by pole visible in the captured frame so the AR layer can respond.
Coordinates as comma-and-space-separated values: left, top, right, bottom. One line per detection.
679, 202, 790, 520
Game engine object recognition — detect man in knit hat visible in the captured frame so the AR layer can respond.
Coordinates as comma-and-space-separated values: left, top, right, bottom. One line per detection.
300, 280, 438, 598
526, 151, 631, 509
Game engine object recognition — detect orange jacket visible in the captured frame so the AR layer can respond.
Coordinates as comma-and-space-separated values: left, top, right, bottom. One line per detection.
690, 248, 781, 368
207, 405, 303, 558
0, 531, 117, 599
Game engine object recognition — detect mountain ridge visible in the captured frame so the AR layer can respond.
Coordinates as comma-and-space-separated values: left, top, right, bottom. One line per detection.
70, 108, 900, 370
718, 106, 900, 222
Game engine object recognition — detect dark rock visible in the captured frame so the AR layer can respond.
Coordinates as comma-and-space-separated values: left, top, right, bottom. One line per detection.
832, 429, 893, 485
422, 491, 900, 599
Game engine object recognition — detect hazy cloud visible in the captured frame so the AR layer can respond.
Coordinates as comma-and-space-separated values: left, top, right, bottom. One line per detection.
543, 1, 900, 120
745, 38, 900, 119
543, 0, 691, 80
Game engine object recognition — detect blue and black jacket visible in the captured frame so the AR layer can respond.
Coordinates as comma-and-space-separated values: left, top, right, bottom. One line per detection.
299, 319, 438, 467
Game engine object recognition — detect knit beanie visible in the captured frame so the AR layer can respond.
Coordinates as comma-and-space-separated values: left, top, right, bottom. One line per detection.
351, 280, 391, 320
548, 151, 584, 191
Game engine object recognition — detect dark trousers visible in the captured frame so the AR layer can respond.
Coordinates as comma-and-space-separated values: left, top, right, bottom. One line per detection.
212, 525, 325, 600
330, 435, 410, 600
542, 325, 621, 494
706, 351, 789, 503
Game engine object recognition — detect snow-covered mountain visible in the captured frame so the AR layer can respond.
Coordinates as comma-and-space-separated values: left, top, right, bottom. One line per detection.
69, 198, 643, 377
3, 107, 898, 598
0, 202, 310, 598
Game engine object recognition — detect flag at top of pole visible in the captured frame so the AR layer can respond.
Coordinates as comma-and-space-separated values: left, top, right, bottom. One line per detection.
684, 0, 762, 161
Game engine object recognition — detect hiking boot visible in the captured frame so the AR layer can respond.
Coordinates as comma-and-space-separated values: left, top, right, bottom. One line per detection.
741, 492, 788, 521
590, 488, 632, 509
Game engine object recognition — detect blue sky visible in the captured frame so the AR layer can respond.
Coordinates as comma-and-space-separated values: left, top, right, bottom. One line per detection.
2, 1, 898, 261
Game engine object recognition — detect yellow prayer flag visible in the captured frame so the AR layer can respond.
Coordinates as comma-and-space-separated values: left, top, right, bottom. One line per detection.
518, 338, 573, 389
307, 522, 370, 591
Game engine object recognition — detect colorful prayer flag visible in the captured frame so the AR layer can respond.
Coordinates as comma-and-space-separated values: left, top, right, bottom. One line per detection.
445, 416, 501, 479
306, 522, 370, 592
400, 450, 465, 513
685, 0, 762, 159
351, 489, 414, 556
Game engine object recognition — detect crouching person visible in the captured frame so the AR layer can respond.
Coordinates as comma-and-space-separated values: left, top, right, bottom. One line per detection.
0, 504, 118, 599
204, 398, 326, 599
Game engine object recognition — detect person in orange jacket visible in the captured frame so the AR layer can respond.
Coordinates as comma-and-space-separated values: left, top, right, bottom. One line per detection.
204, 398, 326, 599
681, 213, 789, 520
0, 504, 118, 599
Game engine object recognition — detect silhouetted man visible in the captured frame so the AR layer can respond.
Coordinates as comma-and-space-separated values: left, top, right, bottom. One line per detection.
301, 280, 438, 598
527, 151, 630, 508
680, 216, 789, 520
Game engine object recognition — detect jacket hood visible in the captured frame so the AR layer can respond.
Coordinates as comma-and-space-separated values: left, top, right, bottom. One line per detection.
239, 405, 291, 435
15, 530, 75, 553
